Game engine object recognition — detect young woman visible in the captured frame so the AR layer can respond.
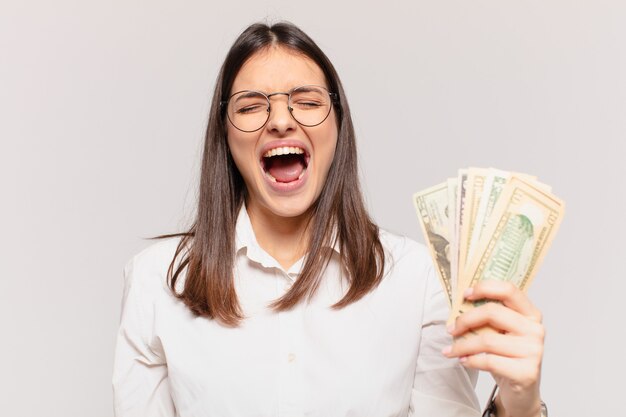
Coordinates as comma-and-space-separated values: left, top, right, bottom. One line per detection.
113, 22, 546, 417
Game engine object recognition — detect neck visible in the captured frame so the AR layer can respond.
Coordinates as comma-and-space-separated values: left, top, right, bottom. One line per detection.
246, 200, 312, 270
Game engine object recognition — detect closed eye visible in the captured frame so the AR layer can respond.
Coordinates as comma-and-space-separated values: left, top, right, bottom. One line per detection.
236, 104, 268, 114
293, 101, 323, 109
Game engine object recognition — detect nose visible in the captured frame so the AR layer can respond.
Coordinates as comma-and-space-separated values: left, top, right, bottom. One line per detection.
265, 93, 297, 135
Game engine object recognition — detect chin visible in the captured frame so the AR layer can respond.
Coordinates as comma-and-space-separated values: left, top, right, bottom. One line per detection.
257, 189, 318, 219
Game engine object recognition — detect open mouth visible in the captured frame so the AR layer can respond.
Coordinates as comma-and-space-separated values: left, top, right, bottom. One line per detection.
260, 146, 310, 183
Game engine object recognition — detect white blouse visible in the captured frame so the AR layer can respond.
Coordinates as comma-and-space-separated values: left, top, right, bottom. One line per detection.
112, 207, 481, 417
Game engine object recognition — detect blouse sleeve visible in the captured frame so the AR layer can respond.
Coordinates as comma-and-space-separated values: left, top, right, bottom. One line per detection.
408, 263, 482, 417
112, 256, 176, 417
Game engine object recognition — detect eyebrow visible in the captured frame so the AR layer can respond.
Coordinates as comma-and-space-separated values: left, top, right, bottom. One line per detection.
233, 91, 267, 102
232, 86, 327, 103
291, 86, 324, 93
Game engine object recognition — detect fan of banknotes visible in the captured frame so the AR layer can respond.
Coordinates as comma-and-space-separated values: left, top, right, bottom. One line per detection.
413, 168, 565, 324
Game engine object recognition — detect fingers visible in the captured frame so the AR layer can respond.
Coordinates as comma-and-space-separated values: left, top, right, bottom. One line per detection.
444, 281, 546, 410
443, 280, 546, 387
455, 353, 542, 387
443, 331, 543, 359
465, 280, 542, 322
442, 329, 544, 386
449, 301, 545, 337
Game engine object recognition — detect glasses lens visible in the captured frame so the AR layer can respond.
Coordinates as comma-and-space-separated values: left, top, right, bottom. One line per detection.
289, 86, 332, 127
227, 91, 270, 132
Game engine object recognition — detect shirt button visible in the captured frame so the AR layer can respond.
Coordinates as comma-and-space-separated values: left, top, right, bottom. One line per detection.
287, 353, 296, 362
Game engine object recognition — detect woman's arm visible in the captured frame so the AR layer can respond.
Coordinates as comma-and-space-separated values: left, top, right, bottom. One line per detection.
112, 256, 176, 417
442, 280, 545, 417
409, 262, 482, 416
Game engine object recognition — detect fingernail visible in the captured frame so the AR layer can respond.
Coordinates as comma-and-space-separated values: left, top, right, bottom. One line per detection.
441, 345, 452, 356
463, 287, 474, 299
447, 323, 455, 334
459, 356, 468, 363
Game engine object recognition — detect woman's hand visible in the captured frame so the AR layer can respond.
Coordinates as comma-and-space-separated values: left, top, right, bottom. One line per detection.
442, 280, 545, 417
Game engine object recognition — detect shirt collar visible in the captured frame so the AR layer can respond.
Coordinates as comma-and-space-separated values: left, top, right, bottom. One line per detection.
234, 205, 341, 272
234, 204, 259, 254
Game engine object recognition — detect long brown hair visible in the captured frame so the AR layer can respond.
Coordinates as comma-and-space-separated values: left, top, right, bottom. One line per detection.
160, 21, 385, 327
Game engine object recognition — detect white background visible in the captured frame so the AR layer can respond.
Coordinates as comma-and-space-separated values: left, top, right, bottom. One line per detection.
1, 1, 624, 416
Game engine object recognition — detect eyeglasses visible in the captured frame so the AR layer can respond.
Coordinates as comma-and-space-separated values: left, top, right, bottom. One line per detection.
221, 85, 338, 133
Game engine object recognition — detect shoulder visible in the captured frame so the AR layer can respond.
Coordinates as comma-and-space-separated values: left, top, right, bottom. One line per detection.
123, 236, 186, 293
376, 228, 437, 295
378, 228, 433, 273
378, 229, 449, 320
369, 229, 443, 322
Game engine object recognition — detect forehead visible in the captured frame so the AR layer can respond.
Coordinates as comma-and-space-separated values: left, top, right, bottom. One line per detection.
231, 46, 328, 94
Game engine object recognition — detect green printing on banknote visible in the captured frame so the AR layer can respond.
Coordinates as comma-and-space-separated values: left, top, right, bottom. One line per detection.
413, 187, 453, 304
466, 188, 561, 309
413, 169, 564, 323
477, 175, 508, 242
472, 213, 534, 307
484, 213, 534, 284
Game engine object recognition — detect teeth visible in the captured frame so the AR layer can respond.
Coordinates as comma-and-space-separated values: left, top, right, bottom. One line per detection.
263, 146, 305, 158
265, 171, 277, 182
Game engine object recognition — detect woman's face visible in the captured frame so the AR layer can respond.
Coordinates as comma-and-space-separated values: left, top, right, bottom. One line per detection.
226, 47, 338, 220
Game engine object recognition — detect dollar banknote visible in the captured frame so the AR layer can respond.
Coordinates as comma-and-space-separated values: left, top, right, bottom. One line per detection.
451, 176, 564, 321
413, 168, 564, 323
451, 169, 468, 302
458, 168, 488, 273
447, 178, 459, 301
413, 183, 454, 306
467, 170, 541, 263
467, 169, 511, 266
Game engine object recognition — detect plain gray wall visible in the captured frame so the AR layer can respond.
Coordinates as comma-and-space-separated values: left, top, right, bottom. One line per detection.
1, 1, 624, 416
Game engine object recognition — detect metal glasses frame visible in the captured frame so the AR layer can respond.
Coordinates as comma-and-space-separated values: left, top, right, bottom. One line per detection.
220, 85, 339, 133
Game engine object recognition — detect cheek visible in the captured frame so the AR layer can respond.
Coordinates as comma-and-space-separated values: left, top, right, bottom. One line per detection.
318, 128, 338, 171
227, 132, 256, 176
323, 113, 339, 161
